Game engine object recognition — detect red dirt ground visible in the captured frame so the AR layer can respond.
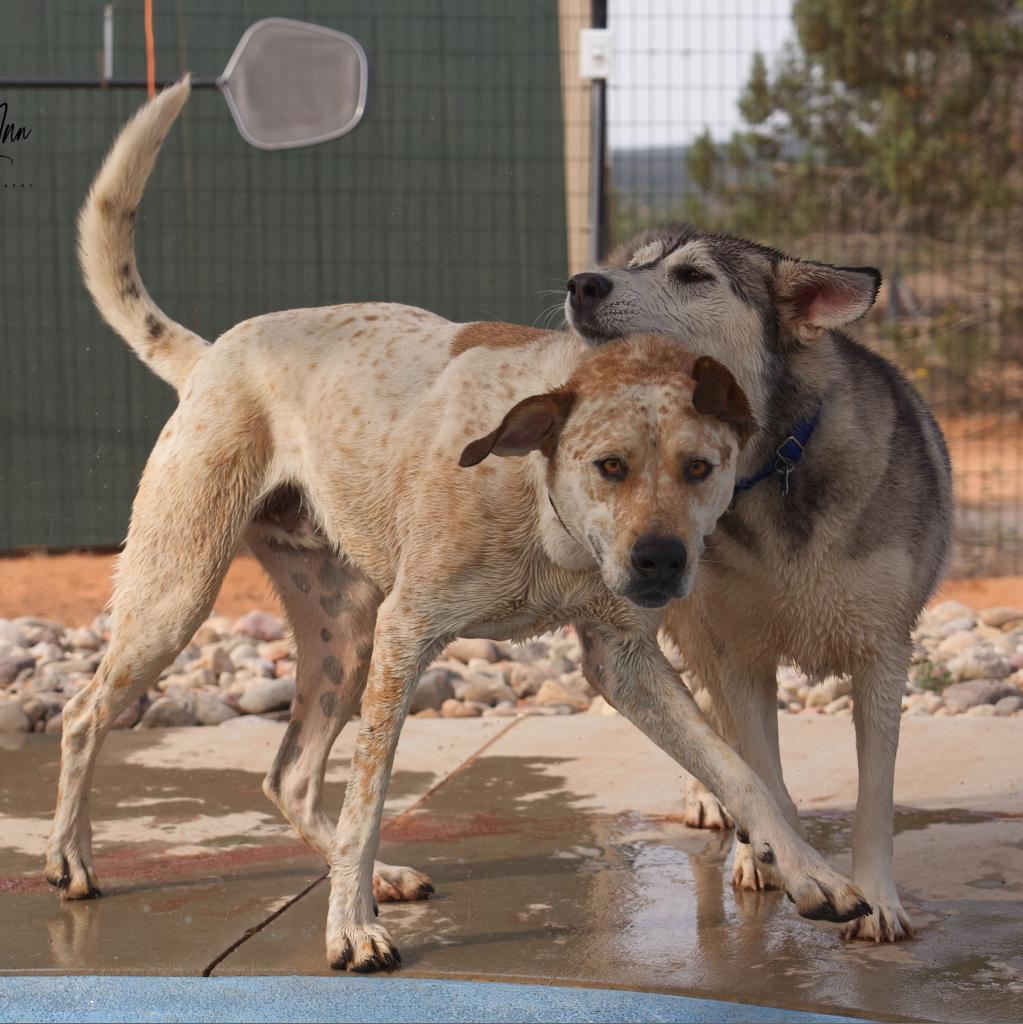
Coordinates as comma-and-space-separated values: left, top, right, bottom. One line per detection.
1, 551, 1020, 627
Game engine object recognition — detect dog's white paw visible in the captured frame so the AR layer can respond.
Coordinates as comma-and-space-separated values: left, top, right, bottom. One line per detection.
45, 842, 102, 901
373, 861, 434, 903
761, 835, 871, 923
841, 894, 914, 942
731, 839, 781, 891
327, 922, 401, 973
682, 776, 734, 830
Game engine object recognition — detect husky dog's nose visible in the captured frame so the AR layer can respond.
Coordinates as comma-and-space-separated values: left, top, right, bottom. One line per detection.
567, 272, 613, 310
630, 534, 687, 586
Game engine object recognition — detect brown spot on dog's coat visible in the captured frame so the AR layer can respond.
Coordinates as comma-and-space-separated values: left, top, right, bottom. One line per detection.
318, 561, 347, 590
449, 322, 555, 359
144, 313, 165, 339
323, 655, 343, 685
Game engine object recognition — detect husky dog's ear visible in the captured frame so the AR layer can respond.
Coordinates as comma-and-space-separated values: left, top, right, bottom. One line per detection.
460, 391, 576, 467
775, 260, 881, 341
692, 356, 758, 445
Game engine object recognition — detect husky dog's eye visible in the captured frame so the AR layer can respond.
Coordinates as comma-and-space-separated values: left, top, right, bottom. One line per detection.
595, 457, 628, 481
673, 265, 714, 286
684, 458, 713, 482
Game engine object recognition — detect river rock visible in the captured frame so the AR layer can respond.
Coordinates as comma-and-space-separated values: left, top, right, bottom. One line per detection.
941, 678, 1018, 712
194, 692, 239, 726
443, 638, 500, 664
946, 644, 1011, 682
904, 692, 941, 715
508, 661, 555, 698
238, 677, 295, 715
0, 655, 36, 687
935, 631, 978, 659
229, 643, 260, 667
978, 607, 1023, 629
508, 640, 551, 663
824, 695, 852, 714
458, 674, 515, 707
411, 669, 458, 714
965, 703, 997, 717
928, 601, 974, 624
232, 611, 284, 642
19, 697, 48, 726
805, 676, 852, 708
138, 696, 196, 728
995, 695, 1023, 716
936, 615, 977, 637
535, 675, 592, 712
440, 698, 483, 718
67, 627, 102, 652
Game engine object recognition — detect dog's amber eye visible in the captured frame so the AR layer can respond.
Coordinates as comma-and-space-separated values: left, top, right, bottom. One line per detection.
595, 457, 628, 481
685, 458, 712, 482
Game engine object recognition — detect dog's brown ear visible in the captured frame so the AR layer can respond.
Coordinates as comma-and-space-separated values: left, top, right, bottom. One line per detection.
775, 260, 881, 341
692, 356, 757, 445
459, 391, 576, 467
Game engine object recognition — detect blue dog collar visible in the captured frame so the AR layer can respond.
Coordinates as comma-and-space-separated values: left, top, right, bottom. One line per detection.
733, 404, 821, 498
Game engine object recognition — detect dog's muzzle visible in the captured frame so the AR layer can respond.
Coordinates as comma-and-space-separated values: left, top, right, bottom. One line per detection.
566, 272, 613, 312
623, 533, 688, 608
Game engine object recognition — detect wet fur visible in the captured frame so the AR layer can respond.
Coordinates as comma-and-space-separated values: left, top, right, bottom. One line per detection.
569, 224, 953, 941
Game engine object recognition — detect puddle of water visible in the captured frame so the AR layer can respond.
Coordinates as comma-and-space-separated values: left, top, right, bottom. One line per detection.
802, 805, 1007, 855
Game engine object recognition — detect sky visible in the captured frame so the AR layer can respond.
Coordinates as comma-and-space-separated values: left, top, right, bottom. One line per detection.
607, 0, 795, 150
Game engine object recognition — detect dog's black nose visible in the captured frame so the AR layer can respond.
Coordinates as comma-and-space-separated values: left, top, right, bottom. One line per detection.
630, 534, 687, 585
567, 272, 613, 310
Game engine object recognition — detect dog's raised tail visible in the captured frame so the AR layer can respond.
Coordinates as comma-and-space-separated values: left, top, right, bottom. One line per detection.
77, 76, 208, 392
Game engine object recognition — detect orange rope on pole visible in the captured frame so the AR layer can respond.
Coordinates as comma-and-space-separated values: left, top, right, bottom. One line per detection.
144, 0, 156, 98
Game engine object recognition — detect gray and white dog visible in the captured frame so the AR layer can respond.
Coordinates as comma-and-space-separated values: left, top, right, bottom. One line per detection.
566, 224, 953, 942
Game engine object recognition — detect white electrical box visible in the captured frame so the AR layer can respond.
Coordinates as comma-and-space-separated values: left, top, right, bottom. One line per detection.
579, 28, 613, 81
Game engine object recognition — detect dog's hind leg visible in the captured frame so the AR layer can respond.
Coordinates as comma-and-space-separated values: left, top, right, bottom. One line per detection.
841, 644, 913, 943
46, 405, 265, 899
250, 535, 434, 903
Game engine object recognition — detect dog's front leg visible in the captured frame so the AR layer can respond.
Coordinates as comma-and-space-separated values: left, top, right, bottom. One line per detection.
687, 652, 802, 892
325, 595, 442, 972
842, 645, 913, 942
577, 623, 871, 926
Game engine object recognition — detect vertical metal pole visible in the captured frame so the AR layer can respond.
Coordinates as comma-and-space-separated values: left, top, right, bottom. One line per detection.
587, 0, 608, 266
102, 4, 114, 83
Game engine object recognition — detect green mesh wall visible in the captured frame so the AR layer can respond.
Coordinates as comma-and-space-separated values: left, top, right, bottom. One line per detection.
0, 1, 567, 550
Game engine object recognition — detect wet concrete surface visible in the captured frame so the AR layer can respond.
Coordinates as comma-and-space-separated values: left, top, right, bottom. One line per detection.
0, 718, 505, 976
1, 715, 1021, 1022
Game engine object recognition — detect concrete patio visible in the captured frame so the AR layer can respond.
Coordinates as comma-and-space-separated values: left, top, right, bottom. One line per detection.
1, 715, 1020, 1022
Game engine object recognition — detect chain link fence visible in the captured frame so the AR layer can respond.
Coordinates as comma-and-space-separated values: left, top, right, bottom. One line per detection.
607, 0, 1023, 577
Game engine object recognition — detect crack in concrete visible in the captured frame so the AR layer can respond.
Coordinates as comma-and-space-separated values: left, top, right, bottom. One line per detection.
201, 716, 524, 976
